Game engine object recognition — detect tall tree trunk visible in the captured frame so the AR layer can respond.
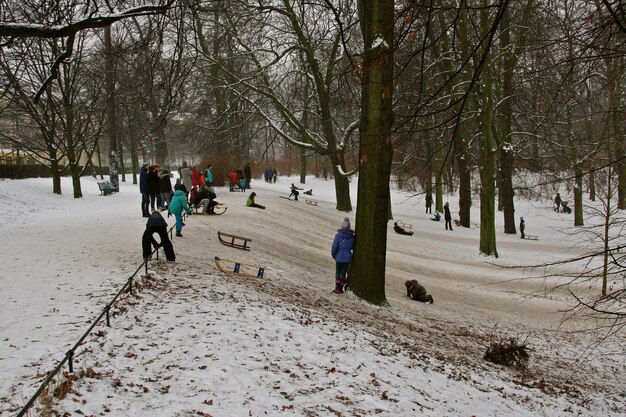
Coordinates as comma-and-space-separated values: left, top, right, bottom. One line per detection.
50, 157, 61, 195
479, 1, 498, 258
351, 0, 394, 305
456, 140, 471, 227
607, 58, 625, 209
456, 2, 472, 228
300, 147, 307, 184
589, 169, 596, 201
498, 7, 516, 234
434, 145, 444, 213
574, 164, 584, 226
329, 152, 352, 212
104, 26, 119, 191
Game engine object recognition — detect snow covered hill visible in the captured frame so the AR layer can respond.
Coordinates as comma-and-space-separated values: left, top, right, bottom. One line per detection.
0, 175, 623, 416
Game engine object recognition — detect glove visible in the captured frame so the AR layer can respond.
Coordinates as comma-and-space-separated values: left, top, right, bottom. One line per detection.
187, 211, 192, 216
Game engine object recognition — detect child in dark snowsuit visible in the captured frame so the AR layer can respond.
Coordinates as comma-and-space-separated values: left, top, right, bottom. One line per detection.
331, 217, 355, 293
519, 217, 525, 239
142, 211, 175, 261
444, 202, 453, 231
394, 222, 414, 236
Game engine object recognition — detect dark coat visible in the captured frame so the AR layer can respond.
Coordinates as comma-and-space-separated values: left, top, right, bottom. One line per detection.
146, 170, 160, 195
159, 171, 172, 193
146, 211, 168, 228
444, 205, 452, 221
139, 165, 148, 194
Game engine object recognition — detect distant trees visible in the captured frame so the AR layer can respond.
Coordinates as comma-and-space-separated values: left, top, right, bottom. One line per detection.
187, 0, 361, 211
1, 33, 105, 196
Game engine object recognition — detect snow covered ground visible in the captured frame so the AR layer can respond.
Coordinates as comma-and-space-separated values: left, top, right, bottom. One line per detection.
0, 174, 624, 416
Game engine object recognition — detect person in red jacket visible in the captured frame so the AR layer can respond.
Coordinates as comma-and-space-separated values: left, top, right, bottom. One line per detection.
191, 166, 202, 189
228, 171, 239, 192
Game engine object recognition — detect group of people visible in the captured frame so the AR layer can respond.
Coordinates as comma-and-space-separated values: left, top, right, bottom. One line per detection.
140, 163, 174, 217
426, 196, 453, 231
141, 168, 433, 302
228, 163, 253, 192
264, 167, 278, 183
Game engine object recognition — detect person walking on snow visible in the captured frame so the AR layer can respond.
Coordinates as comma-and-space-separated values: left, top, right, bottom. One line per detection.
180, 161, 193, 193
331, 217, 355, 294
168, 189, 192, 237
554, 193, 562, 212
519, 217, 525, 239
444, 202, 453, 231
244, 163, 252, 189
425, 192, 433, 214
140, 162, 150, 217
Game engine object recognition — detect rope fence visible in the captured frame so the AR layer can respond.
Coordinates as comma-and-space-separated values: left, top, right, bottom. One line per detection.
16, 221, 181, 417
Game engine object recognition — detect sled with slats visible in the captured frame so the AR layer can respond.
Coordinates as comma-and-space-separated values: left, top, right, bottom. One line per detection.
214, 256, 265, 279
218, 230, 251, 251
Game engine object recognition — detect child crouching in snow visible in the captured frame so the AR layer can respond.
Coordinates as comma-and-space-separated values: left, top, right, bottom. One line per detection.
331, 217, 354, 294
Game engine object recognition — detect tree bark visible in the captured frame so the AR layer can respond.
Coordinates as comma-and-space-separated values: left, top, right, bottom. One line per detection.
498, 8, 516, 234
104, 26, 119, 191
351, 0, 394, 305
479, 1, 498, 258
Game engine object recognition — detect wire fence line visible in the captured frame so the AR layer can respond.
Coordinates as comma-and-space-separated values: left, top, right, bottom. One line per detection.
16, 221, 181, 417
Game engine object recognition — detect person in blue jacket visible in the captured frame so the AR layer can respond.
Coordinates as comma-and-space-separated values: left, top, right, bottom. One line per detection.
168, 189, 192, 237
205, 165, 213, 187
331, 217, 355, 294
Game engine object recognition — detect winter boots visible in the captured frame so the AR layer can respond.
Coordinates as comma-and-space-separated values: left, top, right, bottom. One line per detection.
176, 231, 183, 237
333, 283, 346, 294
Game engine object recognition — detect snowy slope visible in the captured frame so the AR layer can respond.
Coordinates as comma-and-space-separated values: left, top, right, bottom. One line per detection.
0, 175, 623, 416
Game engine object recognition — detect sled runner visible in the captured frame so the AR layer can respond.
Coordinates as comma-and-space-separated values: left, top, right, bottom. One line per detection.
279, 196, 297, 201
218, 230, 252, 251
305, 199, 318, 206
214, 256, 265, 279
194, 204, 228, 215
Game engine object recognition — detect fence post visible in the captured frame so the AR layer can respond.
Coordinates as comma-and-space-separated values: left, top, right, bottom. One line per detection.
128, 277, 133, 295
66, 349, 74, 373
105, 305, 111, 327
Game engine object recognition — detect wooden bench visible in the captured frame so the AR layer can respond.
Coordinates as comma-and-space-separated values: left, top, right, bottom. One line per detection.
218, 231, 251, 251
97, 181, 113, 196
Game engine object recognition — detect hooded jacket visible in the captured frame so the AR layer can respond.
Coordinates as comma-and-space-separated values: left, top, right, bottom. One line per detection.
168, 190, 191, 216
331, 228, 355, 263
140, 165, 149, 194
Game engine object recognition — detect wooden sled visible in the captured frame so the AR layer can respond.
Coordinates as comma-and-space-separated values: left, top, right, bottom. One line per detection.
214, 256, 265, 279
396, 220, 412, 229
522, 235, 539, 241
194, 204, 228, 215
305, 199, 318, 206
218, 230, 252, 251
